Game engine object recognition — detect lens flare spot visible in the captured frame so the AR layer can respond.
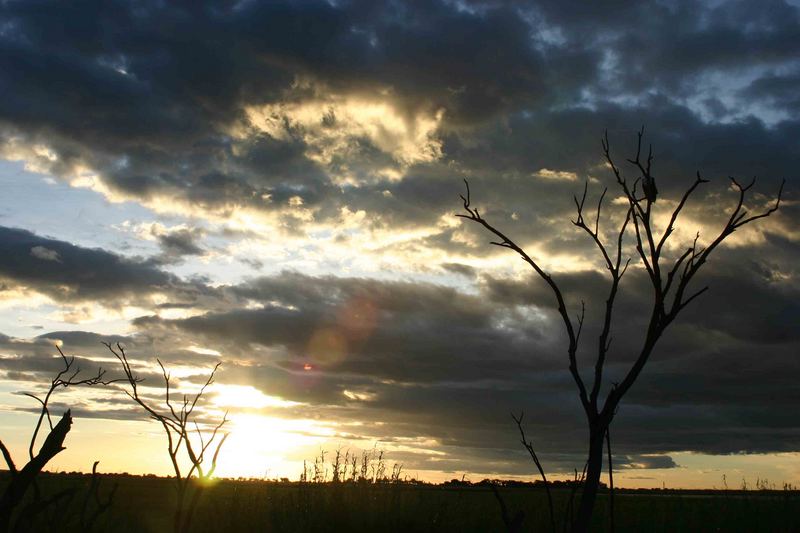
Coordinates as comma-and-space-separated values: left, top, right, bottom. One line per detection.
307, 328, 347, 365
337, 297, 378, 342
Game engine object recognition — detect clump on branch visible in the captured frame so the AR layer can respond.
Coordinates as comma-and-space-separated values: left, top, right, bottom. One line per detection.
458, 127, 784, 533
104, 342, 228, 533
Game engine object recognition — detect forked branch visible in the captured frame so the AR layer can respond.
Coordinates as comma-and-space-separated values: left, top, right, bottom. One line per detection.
512, 412, 555, 533
27, 345, 120, 461
458, 180, 591, 414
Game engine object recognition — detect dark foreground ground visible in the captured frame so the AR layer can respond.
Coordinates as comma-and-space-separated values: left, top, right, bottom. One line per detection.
3, 473, 800, 532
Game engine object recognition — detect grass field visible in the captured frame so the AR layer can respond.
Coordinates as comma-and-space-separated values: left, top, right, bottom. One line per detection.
4, 472, 800, 532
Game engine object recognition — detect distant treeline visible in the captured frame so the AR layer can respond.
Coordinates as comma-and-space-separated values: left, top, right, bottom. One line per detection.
444, 478, 608, 490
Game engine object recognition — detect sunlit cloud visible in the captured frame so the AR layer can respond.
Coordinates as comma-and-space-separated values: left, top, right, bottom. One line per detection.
244, 95, 444, 186
0, 285, 52, 310
535, 168, 579, 181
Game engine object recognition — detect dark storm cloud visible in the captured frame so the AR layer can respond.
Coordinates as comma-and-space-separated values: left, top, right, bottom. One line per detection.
0, 225, 207, 303
526, 0, 800, 98
740, 71, 800, 113
122, 267, 799, 463
2, 0, 796, 232
482, 244, 800, 350
335, 97, 798, 249
138, 271, 562, 384
1, 257, 798, 469
0, 330, 147, 376
440, 262, 478, 278
150, 225, 206, 264
0, 225, 170, 299
443, 99, 799, 197
0, 0, 561, 215
616, 454, 678, 470
157, 230, 203, 257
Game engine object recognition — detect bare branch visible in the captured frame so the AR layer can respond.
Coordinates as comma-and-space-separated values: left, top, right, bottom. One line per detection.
575, 301, 586, 346
655, 172, 709, 259
573, 181, 615, 271
677, 286, 709, 312
666, 177, 784, 321
23, 393, 53, 430
207, 431, 229, 479
460, 180, 591, 413
0, 440, 16, 474
27, 344, 118, 461
731, 178, 784, 227
595, 188, 607, 236
511, 412, 555, 533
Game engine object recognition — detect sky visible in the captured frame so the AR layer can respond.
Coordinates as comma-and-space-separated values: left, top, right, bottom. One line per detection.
0, 0, 798, 489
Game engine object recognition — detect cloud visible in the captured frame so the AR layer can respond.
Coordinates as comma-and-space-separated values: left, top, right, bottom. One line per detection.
535, 169, 579, 182
0, 226, 210, 309
616, 455, 679, 470
1, 254, 798, 473
244, 96, 445, 186
30, 245, 61, 262
440, 262, 477, 278
0, 2, 795, 282
739, 69, 800, 114
135, 223, 207, 264
119, 267, 798, 462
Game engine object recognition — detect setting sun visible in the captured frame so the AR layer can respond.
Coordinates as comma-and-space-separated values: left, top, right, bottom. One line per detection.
216, 414, 336, 479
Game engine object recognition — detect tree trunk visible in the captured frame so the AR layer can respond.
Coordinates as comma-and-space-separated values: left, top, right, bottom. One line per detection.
173, 496, 184, 533
181, 483, 205, 533
0, 411, 72, 533
572, 424, 606, 533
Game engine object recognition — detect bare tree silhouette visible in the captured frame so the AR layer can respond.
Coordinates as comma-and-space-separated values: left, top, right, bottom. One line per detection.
458, 128, 784, 532
104, 342, 228, 533
0, 345, 115, 532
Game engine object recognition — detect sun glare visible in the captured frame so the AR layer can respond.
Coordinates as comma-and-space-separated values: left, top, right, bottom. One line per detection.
216, 414, 337, 479
213, 384, 300, 409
